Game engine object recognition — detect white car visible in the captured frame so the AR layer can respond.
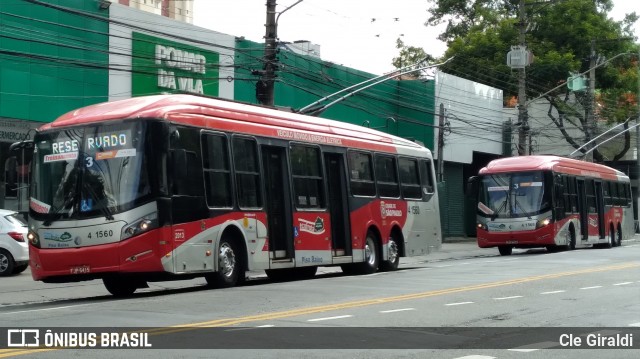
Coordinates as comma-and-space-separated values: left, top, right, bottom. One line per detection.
0, 209, 29, 276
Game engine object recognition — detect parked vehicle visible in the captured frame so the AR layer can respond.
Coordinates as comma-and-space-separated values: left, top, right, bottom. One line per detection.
0, 209, 29, 276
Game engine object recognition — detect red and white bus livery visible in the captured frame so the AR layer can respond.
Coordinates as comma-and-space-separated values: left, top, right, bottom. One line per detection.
25, 94, 442, 295
470, 155, 633, 255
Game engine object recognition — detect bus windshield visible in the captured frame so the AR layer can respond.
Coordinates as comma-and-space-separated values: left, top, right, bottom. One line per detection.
478, 171, 551, 218
30, 121, 151, 222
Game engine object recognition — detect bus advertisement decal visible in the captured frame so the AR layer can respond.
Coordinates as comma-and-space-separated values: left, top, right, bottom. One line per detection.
44, 152, 78, 163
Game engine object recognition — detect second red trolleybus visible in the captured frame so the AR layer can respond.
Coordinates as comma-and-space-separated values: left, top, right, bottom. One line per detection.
24, 94, 442, 295
470, 155, 634, 255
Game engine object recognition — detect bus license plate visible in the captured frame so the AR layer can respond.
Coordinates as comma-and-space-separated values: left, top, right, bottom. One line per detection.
506, 240, 518, 244
70, 265, 91, 274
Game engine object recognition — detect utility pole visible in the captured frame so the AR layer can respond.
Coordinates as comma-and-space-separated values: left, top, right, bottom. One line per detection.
586, 39, 597, 161
636, 48, 640, 232
437, 103, 445, 182
257, 0, 278, 106
516, 0, 528, 156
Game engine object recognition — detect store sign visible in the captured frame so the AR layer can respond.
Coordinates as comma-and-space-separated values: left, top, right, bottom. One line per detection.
155, 45, 206, 93
132, 32, 219, 97
0, 119, 37, 143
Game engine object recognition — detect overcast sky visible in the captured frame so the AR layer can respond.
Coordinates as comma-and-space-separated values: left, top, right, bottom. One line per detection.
193, 0, 639, 75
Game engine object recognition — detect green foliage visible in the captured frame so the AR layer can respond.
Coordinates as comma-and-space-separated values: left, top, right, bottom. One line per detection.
419, 0, 639, 160
391, 38, 434, 76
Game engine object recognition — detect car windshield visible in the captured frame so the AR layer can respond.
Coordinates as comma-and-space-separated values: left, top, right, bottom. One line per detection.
478, 171, 551, 218
30, 121, 151, 222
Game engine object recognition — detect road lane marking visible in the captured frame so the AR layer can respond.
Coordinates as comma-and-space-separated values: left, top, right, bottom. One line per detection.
629, 323, 640, 327
445, 302, 474, 306
493, 296, 523, 300
508, 341, 558, 351
0, 303, 96, 315
256, 325, 275, 328
3, 261, 638, 358
379, 308, 415, 313
307, 315, 353, 322
123, 262, 640, 332
580, 286, 602, 290
540, 290, 565, 295
613, 282, 633, 286
453, 356, 496, 359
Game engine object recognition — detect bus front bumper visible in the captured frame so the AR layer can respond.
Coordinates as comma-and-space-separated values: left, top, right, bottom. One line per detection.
476, 224, 555, 248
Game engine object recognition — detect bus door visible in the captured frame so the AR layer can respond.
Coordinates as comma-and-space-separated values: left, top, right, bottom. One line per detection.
595, 181, 605, 239
576, 179, 588, 241
324, 152, 351, 256
261, 146, 294, 260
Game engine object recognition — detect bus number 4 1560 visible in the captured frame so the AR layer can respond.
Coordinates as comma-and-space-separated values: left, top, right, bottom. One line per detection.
87, 230, 114, 239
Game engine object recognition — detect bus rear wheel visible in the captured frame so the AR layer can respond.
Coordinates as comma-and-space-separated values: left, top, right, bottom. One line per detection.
342, 232, 380, 275
613, 226, 622, 247
498, 246, 512, 256
379, 235, 400, 272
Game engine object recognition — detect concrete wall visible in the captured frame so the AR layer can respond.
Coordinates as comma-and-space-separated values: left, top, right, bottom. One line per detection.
434, 71, 504, 164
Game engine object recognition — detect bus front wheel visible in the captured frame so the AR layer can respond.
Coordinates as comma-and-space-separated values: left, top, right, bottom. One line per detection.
206, 237, 244, 288
103, 277, 138, 297
498, 246, 512, 256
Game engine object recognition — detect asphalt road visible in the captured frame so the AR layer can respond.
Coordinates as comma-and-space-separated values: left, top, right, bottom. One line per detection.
0, 237, 639, 359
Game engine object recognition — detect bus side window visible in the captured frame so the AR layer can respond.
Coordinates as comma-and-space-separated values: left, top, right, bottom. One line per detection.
374, 154, 400, 198
347, 151, 376, 197
419, 159, 435, 196
617, 183, 625, 207
398, 157, 421, 200
603, 181, 611, 206
233, 136, 262, 209
201, 133, 232, 207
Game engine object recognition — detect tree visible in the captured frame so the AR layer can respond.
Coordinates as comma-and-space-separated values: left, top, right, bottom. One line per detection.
391, 38, 434, 78
421, 0, 639, 161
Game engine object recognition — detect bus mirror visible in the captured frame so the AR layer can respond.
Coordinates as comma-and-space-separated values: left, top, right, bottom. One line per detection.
9, 140, 34, 153
466, 176, 479, 197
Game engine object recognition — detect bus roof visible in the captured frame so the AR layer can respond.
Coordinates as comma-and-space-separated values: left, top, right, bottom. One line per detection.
39, 94, 427, 153
479, 155, 628, 181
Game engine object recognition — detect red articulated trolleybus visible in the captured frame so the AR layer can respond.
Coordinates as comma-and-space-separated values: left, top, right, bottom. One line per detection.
25, 94, 442, 296
470, 155, 634, 256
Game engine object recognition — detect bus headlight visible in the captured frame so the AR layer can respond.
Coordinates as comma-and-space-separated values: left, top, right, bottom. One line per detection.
27, 231, 40, 248
477, 223, 488, 231
121, 212, 158, 240
536, 217, 551, 229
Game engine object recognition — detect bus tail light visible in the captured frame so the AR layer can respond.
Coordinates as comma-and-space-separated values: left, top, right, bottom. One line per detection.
536, 218, 551, 229
27, 231, 40, 248
122, 212, 158, 240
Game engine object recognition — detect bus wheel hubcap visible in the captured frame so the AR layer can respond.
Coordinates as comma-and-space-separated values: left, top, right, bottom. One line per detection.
388, 240, 398, 263
219, 243, 236, 278
365, 238, 376, 266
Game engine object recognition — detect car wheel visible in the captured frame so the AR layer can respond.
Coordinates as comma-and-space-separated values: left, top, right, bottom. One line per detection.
0, 249, 15, 277
13, 264, 28, 274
